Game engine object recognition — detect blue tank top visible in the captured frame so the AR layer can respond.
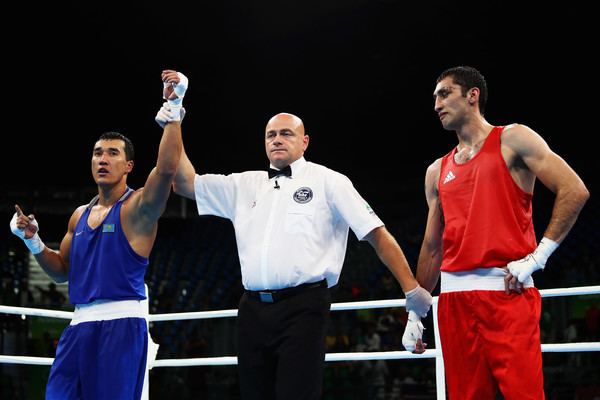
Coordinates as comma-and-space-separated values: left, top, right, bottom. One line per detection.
69, 188, 148, 304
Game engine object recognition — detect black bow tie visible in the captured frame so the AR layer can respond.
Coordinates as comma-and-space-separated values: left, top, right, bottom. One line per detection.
268, 165, 292, 179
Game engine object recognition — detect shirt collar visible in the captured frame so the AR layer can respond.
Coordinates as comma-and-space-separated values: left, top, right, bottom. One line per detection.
268, 157, 307, 178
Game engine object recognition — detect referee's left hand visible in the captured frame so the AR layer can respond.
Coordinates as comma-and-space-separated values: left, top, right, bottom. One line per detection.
405, 284, 432, 318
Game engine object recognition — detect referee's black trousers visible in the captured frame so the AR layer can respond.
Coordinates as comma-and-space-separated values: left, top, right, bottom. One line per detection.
237, 284, 331, 400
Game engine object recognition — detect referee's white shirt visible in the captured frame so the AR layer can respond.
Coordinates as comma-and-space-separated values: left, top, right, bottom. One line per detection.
193, 157, 383, 291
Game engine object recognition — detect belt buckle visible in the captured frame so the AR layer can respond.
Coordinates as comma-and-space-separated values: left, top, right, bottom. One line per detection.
259, 292, 274, 303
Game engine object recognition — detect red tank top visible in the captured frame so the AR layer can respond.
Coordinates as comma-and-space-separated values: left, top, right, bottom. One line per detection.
439, 126, 536, 272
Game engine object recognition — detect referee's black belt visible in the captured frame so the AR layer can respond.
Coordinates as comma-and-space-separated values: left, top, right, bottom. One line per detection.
245, 279, 327, 303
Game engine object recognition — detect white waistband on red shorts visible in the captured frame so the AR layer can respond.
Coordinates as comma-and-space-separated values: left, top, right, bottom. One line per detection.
440, 267, 534, 293
70, 299, 146, 326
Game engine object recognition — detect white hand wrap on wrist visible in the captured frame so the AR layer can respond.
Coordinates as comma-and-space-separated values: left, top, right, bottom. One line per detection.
402, 311, 424, 352
404, 285, 433, 318
24, 233, 45, 255
507, 237, 559, 283
10, 212, 26, 239
157, 71, 189, 128
534, 237, 559, 268
10, 212, 45, 255
164, 72, 189, 107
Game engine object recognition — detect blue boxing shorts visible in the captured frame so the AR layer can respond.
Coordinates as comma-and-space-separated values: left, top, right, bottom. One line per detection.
46, 300, 148, 400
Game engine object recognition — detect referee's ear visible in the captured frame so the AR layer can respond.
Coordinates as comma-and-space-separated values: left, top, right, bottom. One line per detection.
303, 134, 310, 151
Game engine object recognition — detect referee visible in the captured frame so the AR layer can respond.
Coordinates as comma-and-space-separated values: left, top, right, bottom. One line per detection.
165, 105, 432, 400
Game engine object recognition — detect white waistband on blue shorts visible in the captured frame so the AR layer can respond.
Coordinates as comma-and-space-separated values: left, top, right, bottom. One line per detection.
70, 299, 146, 326
440, 267, 534, 293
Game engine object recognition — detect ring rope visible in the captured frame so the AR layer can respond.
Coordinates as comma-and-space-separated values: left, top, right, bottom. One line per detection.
2, 285, 599, 369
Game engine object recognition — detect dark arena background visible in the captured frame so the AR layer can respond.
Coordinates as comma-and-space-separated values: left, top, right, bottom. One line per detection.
1, 1, 598, 399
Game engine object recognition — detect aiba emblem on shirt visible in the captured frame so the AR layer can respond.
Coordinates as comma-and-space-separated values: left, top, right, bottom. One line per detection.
293, 187, 313, 204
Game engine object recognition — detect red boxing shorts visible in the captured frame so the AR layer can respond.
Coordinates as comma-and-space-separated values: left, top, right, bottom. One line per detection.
438, 269, 544, 399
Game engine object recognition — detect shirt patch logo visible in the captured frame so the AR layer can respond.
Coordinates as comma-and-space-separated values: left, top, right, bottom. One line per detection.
102, 224, 115, 233
293, 187, 313, 204
443, 170, 456, 184
365, 203, 375, 215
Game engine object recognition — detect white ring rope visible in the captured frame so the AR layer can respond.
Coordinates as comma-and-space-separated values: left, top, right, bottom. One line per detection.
0, 355, 54, 366
0, 305, 73, 320
150, 342, 600, 368
2, 343, 600, 367
147, 285, 600, 321
146, 299, 411, 322
2, 285, 599, 400
4, 286, 597, 324
2, 285, 599, 369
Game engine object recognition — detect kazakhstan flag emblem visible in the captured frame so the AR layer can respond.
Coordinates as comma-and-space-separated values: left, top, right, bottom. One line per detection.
102, 224, 115, 233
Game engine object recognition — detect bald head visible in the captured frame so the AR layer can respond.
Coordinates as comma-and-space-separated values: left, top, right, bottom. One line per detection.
266, 113, 305, 136
264, 112, 309, 169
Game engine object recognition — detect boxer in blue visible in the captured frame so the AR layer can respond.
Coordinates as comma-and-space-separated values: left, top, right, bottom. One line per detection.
10, 70, 189, 400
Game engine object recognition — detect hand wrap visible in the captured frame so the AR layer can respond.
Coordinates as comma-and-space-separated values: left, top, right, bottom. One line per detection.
10, 212, 45, 255
402, 311, 424, 352
507, 237, 559, 282
156, 71, 189, 128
